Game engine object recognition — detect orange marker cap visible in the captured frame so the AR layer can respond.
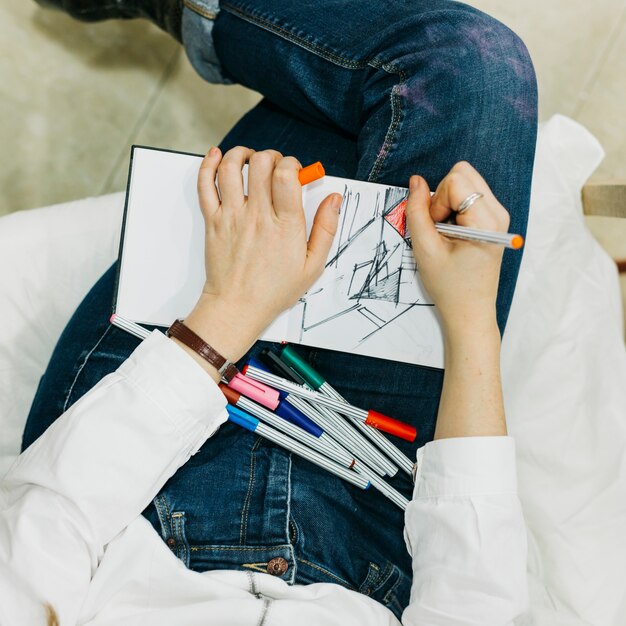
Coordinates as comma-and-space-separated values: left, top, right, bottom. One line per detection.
511, 235, 524, 250
298, 161, 325, 186
365, 410, 417, 442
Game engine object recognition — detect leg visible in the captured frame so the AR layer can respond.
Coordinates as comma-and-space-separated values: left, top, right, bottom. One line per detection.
188, 0, 538, 331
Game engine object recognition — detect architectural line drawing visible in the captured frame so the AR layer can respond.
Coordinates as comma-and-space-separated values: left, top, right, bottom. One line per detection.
301, 303, 362, 332
358, 302, 422, 344
293, 182, 436, 352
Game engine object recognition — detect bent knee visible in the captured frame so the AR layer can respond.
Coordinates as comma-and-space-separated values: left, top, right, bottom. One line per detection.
396, 6, 537, 121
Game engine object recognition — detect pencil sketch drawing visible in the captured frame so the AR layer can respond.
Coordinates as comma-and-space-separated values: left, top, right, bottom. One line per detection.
292, 183, 438, 358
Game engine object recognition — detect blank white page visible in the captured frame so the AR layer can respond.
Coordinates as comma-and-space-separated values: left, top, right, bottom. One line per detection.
116, 147, 289, 340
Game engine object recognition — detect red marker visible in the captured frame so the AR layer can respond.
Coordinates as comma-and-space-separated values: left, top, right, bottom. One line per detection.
243, 363, 417, 443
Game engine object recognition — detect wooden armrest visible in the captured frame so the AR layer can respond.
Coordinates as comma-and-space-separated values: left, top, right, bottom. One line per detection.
582, 181, 626, 217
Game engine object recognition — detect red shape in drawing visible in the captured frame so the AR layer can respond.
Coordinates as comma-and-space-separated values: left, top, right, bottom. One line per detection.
384, 199, 407, 238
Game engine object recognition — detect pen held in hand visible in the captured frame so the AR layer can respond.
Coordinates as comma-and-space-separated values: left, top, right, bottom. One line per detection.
431, 223, 524, 249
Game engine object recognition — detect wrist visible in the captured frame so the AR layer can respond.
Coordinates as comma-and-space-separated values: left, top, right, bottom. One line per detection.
169, 337, 223, 384
441, 307, 500, 346
183, 294, 262, 363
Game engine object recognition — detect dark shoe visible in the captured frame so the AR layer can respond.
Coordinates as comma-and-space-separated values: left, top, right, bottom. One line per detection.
34, 0, 183, 42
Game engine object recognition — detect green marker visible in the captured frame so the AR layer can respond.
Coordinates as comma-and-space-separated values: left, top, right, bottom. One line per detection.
280, 345, 416, 477
281, 345, 326, 390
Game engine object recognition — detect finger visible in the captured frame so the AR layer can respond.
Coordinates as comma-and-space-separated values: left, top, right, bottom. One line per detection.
430, 162, 507, 231
428, 177, 455, 224
197, 146, 222, 218
247, 150, 283, 211
405, 176, 445, 256
305, 193, 342, 280
217, 146, 256, 208
272, 156, 304, 221
429, 164, 487, 223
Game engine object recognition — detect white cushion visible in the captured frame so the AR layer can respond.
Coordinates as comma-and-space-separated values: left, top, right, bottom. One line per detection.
501, 115, 626, 626
0, 192, 125, 476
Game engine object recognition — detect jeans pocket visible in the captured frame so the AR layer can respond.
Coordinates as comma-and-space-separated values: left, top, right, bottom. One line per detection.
359, 561, 411, 619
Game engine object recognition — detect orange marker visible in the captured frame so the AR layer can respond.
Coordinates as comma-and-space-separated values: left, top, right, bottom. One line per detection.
434, 222, 524, 250
298, 161, 325, 186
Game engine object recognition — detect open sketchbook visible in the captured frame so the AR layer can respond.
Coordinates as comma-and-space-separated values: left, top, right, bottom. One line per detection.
114, 146, 444, 369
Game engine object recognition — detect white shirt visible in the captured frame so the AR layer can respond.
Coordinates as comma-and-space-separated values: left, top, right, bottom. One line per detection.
0, 331, 528, 625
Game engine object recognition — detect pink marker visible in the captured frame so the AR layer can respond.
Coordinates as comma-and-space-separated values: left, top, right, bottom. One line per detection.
228, 373, 280, 410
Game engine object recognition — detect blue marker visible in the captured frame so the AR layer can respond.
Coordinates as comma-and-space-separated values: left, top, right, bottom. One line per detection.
222, 385, 354, 468
251, 354, 396, 477
225, 405, 369, 490
246, 357, 323, 438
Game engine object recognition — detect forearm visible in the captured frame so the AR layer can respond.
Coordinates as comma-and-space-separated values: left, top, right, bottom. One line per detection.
435, 316, 507, 439
403, 437, 528, 626
0, 333, 227, 624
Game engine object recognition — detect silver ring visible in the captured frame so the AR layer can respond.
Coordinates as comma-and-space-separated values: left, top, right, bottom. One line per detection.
456, 192, 484, 214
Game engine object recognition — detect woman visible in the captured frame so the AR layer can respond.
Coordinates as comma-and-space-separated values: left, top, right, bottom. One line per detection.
3, 1, 537, 623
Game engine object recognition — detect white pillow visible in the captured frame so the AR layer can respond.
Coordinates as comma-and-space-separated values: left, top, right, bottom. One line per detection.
0, 192, 124, 476
502, 115, 626, 626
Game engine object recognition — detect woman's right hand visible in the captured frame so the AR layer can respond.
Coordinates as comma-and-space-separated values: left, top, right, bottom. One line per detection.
405, 161, 510, 337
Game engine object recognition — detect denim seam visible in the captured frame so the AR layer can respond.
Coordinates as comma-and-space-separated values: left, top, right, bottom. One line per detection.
153, 494, 172, 540
155, 494, 172, 524
296, 557, 355, 590
288, 518, 299, 545
172, 512, 189, 565
359, 562, 380, 594
62, 325, 112, 412
219, 2, 405, 183
366, 64, 406, 183
221, 3, 369, 69
383, 584, 402, 608
240, 437, 263, 545
372, 561, 395, 593
285, 454, 293, 555
242, 562, 270, 573
184, 0, 218, 20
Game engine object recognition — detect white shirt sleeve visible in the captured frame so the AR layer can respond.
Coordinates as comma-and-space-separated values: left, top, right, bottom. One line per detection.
0, 331, 228, 626
402, 436, 529, 626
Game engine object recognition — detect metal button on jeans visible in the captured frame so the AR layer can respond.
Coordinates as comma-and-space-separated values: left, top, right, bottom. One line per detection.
166, 537, 177, 549
267, 557, 288, 576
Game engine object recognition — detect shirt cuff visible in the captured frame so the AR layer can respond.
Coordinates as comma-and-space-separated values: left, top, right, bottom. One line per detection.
116, 330, 228, 453
413, 436, 518, 498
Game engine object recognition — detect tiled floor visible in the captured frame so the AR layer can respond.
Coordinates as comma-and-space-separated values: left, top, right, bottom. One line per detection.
1, 1, 625, 331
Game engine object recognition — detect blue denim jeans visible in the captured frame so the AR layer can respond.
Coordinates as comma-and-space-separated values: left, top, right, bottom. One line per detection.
23, 1, 537, 617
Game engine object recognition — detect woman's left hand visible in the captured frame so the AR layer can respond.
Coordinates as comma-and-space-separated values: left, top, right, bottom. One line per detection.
178, 146, 341, 377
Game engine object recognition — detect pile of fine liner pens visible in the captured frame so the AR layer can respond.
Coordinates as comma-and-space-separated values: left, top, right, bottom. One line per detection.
111, 314, 418, 510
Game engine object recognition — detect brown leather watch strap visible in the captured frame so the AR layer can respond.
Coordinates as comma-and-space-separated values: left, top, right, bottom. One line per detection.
166, 319, 239, 382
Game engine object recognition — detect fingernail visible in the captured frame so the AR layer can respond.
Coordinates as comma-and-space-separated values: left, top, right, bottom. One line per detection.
409, 175, 420, 191
331, 194, 342, 211
209, 146, 219, 157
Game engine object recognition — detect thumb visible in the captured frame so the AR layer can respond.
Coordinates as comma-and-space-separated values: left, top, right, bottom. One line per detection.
305, 193, 341, 277
405, 175, 443, 255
